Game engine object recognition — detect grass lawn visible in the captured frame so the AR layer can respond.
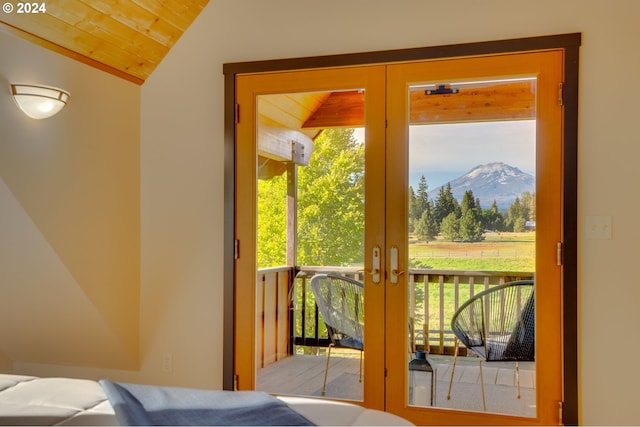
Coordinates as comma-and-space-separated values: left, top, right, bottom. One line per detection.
409, 231, 535, 272
408, 232, 535, 346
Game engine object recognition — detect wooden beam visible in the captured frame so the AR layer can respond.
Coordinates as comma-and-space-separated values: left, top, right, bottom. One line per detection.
258, 126, 314, 165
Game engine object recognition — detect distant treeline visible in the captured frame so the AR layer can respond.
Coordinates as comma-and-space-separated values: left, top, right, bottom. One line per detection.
409, 176, 535, 242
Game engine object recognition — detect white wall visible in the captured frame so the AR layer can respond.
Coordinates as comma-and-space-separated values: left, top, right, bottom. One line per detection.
141, 0, 640, 424
0, 30, 141, 373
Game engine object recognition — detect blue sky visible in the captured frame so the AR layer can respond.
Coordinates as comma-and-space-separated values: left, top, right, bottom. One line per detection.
353, 119, 535, 190
408, 120, 536, 190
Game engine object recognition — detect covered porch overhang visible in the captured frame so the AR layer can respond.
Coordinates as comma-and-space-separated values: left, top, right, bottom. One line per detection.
257, 79, 535, 179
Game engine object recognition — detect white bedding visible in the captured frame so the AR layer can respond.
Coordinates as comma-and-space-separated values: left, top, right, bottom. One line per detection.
0, 375, 412, 426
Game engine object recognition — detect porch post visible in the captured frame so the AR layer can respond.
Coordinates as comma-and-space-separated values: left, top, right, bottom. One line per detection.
286, 161, 297, 266
286, 161, 297, 356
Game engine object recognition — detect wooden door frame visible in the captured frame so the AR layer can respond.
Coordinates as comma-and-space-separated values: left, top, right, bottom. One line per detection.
223, 33, 581, 424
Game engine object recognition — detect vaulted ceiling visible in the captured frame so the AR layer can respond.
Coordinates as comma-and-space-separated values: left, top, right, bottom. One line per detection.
0, 0, 209, 84
1, 3, 537, 125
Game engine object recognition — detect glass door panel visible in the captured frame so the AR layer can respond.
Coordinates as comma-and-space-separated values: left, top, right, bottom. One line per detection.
255, 90, 366, 399
385, 51, 563, 425
406, 79, 537, 417
235, 66, 386, 410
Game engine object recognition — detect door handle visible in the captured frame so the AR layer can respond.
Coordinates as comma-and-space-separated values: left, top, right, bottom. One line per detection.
363, 246, 381, 284
389, 246, 405, 284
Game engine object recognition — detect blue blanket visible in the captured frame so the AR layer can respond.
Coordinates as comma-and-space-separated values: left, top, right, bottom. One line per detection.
99, 380, 314, 426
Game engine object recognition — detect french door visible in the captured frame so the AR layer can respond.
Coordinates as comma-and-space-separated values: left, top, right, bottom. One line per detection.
384, 51, 563, 425
235, 65, 387, 409
235, 50, 564, 425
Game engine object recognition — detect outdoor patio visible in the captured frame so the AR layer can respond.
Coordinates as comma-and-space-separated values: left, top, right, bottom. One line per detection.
255, 266, 537, 418
257, 352, 536, 418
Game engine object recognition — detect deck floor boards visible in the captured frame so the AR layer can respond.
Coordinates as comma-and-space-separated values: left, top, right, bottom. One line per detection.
257, 353, 536, 417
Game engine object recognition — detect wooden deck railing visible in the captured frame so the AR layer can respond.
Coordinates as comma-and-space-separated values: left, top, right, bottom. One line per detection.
256, 266, 533, 367
256, 267, 292, 368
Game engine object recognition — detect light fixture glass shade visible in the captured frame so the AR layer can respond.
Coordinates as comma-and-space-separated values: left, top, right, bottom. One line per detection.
11, 84, 70, 119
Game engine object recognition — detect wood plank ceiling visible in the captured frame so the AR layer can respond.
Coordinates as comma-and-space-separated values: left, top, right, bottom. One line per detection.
0, 0, 209, 84
256, 80, 535, 179
260, 80, 535, 131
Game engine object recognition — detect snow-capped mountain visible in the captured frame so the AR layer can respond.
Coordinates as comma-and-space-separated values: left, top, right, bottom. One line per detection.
428, 162, 535, 210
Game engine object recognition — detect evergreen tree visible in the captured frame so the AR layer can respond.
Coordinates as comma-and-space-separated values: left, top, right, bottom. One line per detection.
415, 200, 438, 241
408, 186, 418, 233
416, 175, 429, 215
507, 197, 525, 232
411, 175, 431, 236
460, 190, 477, 215
434, 183, 460, 228
481, 200, 504, 232
520, 191, 536, 223
459, 190, 483, 241
440, 212, 460, 241
459, 209, 484, 241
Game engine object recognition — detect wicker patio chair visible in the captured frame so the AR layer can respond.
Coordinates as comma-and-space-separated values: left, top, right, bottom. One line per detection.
310, 273, 364, 396
446, 280, 535, 411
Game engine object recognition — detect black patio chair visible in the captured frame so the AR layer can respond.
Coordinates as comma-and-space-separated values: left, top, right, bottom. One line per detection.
446, 280, 535, 411
310, 273, 364, 396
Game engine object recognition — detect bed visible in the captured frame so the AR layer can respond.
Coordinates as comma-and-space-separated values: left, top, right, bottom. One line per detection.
0, 374, 412, 426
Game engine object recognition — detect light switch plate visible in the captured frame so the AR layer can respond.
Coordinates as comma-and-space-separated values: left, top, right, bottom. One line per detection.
585, 215, 612, 240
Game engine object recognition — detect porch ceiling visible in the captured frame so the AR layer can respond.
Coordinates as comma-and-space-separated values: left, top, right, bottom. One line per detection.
260, 80, 535, 132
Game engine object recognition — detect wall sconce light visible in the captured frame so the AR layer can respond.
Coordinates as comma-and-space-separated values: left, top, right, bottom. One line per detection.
10, 84, 70, 119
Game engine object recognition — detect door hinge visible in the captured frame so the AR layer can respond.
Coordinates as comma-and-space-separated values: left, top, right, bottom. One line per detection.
558, 400, 564, 424
558, 82, 564, 106
556, 242, 563, 266
235, 104, 240, 124
235, 240, 240, 259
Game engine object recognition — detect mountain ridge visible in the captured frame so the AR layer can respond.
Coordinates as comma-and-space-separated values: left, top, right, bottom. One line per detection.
427, 162, 535, 210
